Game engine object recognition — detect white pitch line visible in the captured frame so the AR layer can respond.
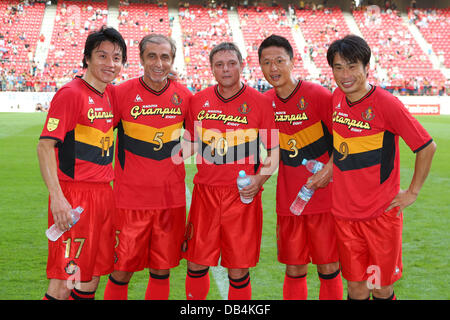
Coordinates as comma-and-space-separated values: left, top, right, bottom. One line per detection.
185, 184, 228, 300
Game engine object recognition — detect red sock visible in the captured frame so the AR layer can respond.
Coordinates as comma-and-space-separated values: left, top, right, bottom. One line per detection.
103, 275, 128, 300
228, 273, 251, 300
318, 270, 343, 300
145, 273, 170, 300
43, 293, 56, 300
283, 273, 307, 300
185, 268, 210, 300
69, 288, 96, 300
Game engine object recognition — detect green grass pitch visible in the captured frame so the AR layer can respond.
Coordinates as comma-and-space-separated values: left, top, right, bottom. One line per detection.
0, 112, 448, 300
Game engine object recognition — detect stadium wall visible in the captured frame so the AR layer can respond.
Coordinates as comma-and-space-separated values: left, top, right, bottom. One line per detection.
1, 92, 449, 115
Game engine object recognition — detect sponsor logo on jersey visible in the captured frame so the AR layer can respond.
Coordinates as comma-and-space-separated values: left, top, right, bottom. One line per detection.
135, 94, 143, 102
274, 112, 308, 124
47, 117, 60, 132
130, 105, 182, 119
87, 108, 113, 123
332, 111, 371, 130
88, 96, 94, 104
196, 109, 248, 124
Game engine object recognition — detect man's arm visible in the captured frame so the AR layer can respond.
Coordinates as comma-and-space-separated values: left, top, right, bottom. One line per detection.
239, 146, 280, 199
305, 154, 333, 190
37, 139, 73, 231
386, 141, 437, 213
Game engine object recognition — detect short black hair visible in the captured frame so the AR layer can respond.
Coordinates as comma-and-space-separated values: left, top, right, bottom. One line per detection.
209, 42, 243, 66
258, 34, 294, 61
82, 26, 127, 69
326, 34, 371, 68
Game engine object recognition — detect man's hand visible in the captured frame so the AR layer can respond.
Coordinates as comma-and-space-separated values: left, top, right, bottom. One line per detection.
50, 194, 73, 231
239, 174, 265, 200
305, 157, 333, 190
385, 189, 418, 215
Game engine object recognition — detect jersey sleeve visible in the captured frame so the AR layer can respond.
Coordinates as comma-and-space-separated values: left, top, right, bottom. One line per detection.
108, 84, 121, 128
259, 94, 278, 151
382, 94, 433, 153
40, 86, 81, 142
316, 85, 333, 134
183, 92, 197, 143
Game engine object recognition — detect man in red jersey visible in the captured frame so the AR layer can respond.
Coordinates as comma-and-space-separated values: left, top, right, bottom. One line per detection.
327, 35, 436, 300
182, 42, 279, 300
37, 26, 127, 300
258, 35, 342, 300
103, 34, 192, 300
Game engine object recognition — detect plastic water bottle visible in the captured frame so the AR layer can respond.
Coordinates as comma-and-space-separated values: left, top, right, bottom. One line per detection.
302, 159, 324, 174
237, 170, 253, 204
290, 186, 314, 216
46, 206, 84, 241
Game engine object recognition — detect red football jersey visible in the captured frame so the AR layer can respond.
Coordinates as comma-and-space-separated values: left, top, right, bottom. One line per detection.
265, 81, 333, 216
40, 76, 115, 183
185, 84, 278, 186
113, 77, 192, 209
331, 86, 433, 221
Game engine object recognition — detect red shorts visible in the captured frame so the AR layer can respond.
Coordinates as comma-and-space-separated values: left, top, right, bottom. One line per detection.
277, 212, 339, 266
113, 207, 186, 271
334, 207, 403, 287
47, 181, 115, 282
182, 184, 263, 269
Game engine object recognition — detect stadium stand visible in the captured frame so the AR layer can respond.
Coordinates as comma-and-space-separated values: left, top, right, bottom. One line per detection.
43, 0, 108, 80
0, 0, 448, 96
409, 7, 450, 69
353, 7, 445, 95
178, 3, 233, 91
295, 6, 350, 81
0, 0, 46, 91
118, 1, 170, 78
238, 4, 308, 84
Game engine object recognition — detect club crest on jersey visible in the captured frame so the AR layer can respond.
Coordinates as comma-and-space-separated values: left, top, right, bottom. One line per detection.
362, 106, 375, 121
47, 118, 60, 132
238, 102, 251, 115
171, 93, 182, 106
65, 260, 79, 275
297, 96, 308, 111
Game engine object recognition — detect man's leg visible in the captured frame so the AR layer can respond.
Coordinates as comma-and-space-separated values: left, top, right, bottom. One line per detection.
317, 262, 343, 300
186, 261, 210, 300
228, 268, 251, 300
283, 264, 308, 300
104, 270, 133, 300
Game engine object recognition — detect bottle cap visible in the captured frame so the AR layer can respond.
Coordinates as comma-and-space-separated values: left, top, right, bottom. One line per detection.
239, 170, 246, 177
302, 159, 307, 165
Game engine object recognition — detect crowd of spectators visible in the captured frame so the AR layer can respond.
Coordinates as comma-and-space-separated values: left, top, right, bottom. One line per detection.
0, 0, 448, 96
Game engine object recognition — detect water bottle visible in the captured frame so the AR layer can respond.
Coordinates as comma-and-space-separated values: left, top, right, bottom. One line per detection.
302, 159, 324, 174
46, 206, 84, 241
237, 170, 253, 204
290, 186, 314, 216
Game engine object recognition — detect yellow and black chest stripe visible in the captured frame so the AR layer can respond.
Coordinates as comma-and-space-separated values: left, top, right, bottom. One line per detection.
279, 121, 332, 167
333, 130, 396, 184
116, 120, 183, 168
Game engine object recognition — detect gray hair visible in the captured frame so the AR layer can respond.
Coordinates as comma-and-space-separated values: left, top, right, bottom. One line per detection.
139, 34, 177, 60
